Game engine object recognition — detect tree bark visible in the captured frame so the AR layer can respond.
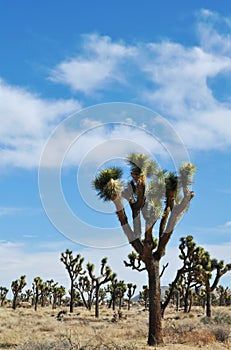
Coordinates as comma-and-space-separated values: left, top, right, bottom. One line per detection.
70, 281, 74, 313
12, 295, 17, 310
147, 259, 163, 345
206, 288, 212, 317
184, 287, 189, 313
95, 284, 99, 318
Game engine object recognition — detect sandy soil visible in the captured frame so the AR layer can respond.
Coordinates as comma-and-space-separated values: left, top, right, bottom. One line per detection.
0, 305, 230, 349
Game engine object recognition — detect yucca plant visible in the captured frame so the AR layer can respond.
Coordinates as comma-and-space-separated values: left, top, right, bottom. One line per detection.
93, 153, 195, 345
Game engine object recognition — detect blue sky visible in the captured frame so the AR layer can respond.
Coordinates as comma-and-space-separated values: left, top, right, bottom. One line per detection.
0, 0, 231, 293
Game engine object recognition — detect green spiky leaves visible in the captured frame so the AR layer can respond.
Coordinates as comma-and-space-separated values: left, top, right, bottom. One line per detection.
126, 153, 158, 178
179, 162, 196, 188
93, 167, 123, 201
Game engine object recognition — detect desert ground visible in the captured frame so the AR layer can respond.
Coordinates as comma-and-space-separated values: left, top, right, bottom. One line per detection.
0, 305, 230, 349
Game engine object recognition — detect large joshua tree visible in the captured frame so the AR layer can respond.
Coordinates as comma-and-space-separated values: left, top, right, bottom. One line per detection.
93, 153, 195, 345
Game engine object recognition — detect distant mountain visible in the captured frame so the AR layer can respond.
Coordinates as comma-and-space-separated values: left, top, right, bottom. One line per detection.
132, 286, 169, 302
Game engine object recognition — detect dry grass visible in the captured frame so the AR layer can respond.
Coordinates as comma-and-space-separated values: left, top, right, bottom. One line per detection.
0, 305, 230, 349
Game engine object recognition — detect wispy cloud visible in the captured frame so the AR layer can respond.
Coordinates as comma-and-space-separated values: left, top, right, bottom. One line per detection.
0, 207, 23, 217
224, 221, 231, 227
0, 78, 81, 168
48, 12, 231, 153
49, 34, 137, 94
2, 10, 231, 170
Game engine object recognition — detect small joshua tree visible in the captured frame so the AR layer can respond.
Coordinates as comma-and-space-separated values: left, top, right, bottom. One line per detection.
60, 249, 85, 313
11, 275, 26, 310
107, 276, 119, 310
197, 254, 231, 317
127, 283, 137, 310
0, 286, 9, 306
161, 236, 203, 316
139, 285, 149, 310
93, 153, 195, 345
33, 276, 43, 311
116, 280, 127, 310
87, 257, 115, 318
75, 275, 94, 310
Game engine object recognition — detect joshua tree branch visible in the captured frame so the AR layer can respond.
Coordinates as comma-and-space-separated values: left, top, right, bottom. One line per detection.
160, 263, 169, 278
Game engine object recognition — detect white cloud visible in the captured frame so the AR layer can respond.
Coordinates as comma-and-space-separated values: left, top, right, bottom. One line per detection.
49, 34, 137, 94
142, 43, 231, 117
47, 12, 231, 153
0, 207, 23, 217
0, 78, 81, 168
197, 9, 231, 55
2, 10, 231, 171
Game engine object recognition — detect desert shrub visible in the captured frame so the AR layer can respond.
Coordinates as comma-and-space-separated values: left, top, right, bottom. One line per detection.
210, 325, 230, 343
15, 339, 138, 350
163, 320, 216, 345
201, 311, 231, 325
15, 340, 78, 350
214, 311, 231, 325
184, 329, 216, 346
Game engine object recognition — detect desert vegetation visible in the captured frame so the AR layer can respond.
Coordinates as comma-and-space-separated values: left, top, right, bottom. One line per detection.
0, 304, 230, 349
0, 236, 230, 349
0, 153, 230, 349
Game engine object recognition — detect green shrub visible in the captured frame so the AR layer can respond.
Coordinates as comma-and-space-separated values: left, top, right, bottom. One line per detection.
210, 325, 230, 343
201, 311, 231, 325
214, 311, 231, 325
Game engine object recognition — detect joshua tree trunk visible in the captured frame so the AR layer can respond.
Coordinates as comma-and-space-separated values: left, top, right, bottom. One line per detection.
70, 282, 74, 313
95, 284, 100, 318
147, 259, 163, 346
184, 288, 189, 313
206, 287, 212, 317
175, 291, 179, 311
12, 295, 17, 310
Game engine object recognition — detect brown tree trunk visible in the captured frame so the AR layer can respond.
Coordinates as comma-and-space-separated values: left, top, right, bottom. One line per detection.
147, 259, 163, 346
12, 295, 17, 310
206, 287, 212, 317
95, 284, 100, 318
184, 288, 189, 313
70, 281, 74, 313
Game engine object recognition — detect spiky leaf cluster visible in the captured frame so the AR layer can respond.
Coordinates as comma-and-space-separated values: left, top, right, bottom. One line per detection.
126, 153, 158, 178
165, 172, 178, 192
179, 162, 196, 187
93, 167, 123, 201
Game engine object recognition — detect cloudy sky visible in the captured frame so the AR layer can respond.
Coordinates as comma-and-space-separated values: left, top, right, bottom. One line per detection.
0, 0, 231, 294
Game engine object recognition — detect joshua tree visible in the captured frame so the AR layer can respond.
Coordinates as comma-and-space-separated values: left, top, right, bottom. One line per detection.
21, 289, 33, 303
107, 276, 119, 310
11, 275, 26, 310
197, 253, 231, 317
139, 285, 149, 310
75, 275, 94, 310
87, 257, 115, 318
127, 283, 137, 310
161, 236, 203, 315
116, 280, 127, 310
60, 249, 85, 313
93, 153, 195, 345
51, 285, 65, 309
33, 276, 43, 311
216, 285, 229, 306
0, 286, 9, 306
